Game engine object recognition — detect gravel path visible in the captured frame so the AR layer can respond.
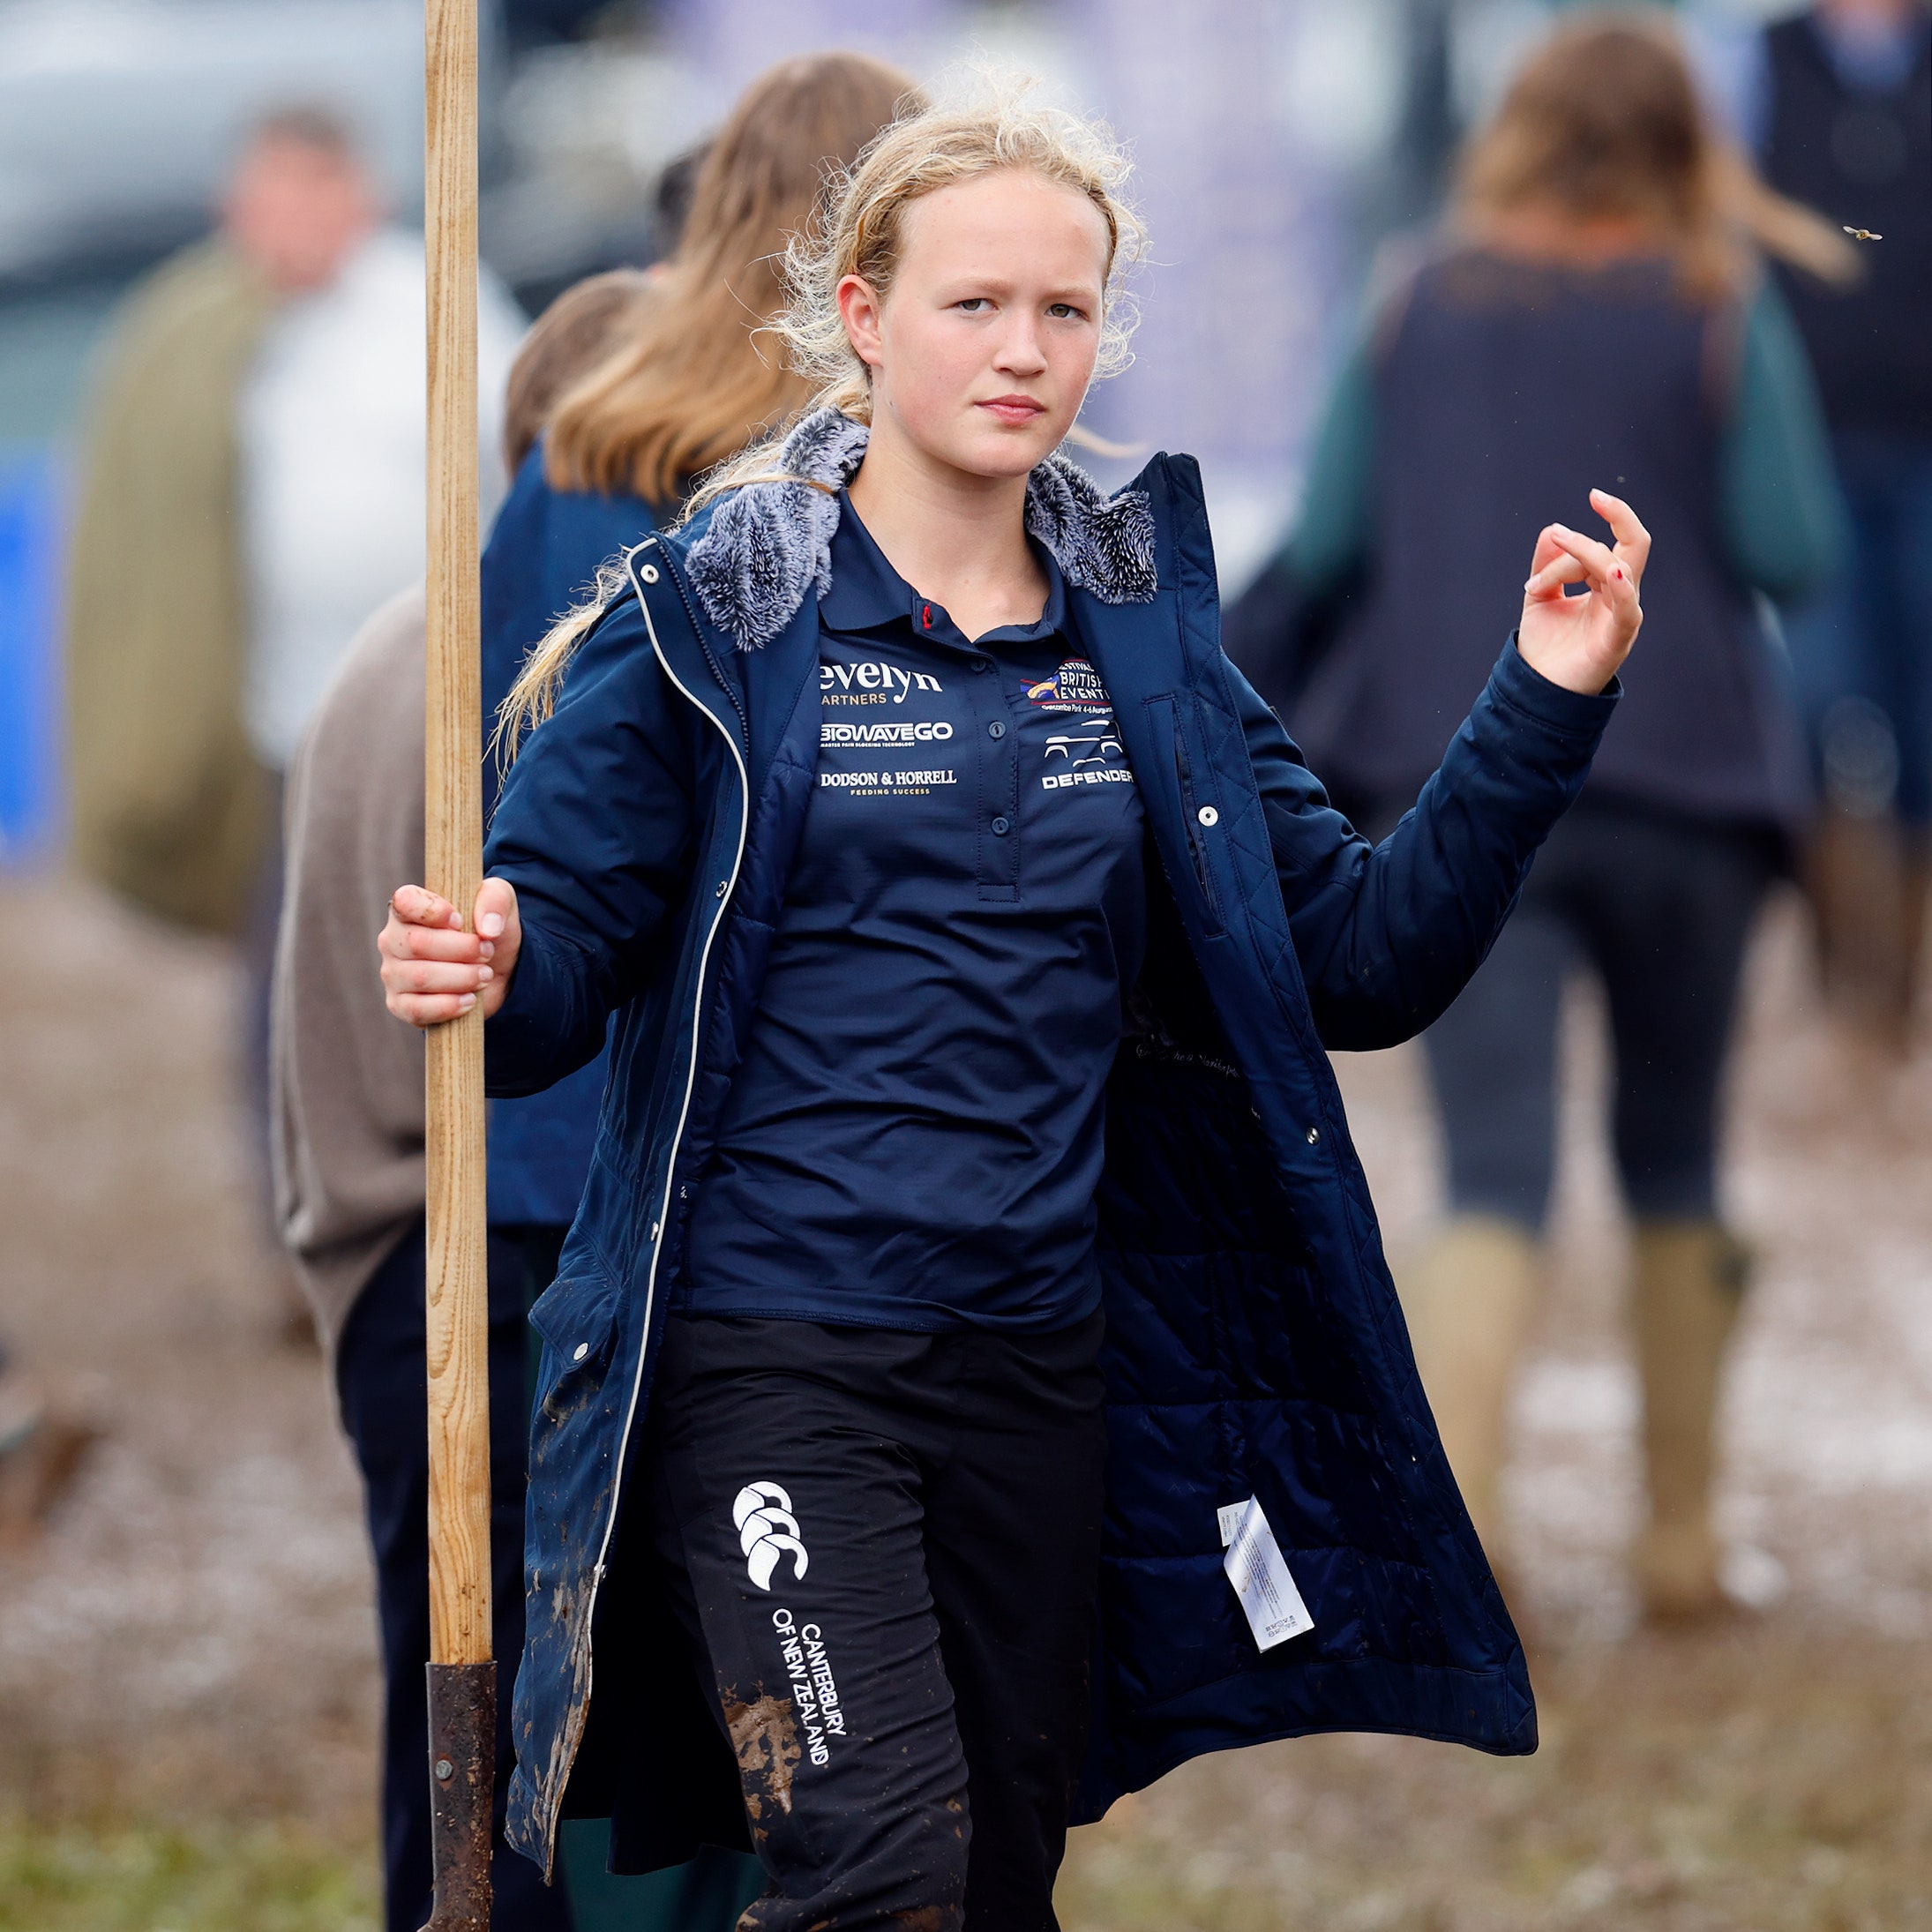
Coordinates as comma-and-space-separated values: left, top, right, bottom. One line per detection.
4, 872, 1929, 1926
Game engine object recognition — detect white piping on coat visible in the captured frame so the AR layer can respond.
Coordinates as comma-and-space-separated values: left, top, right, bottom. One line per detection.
537, 535, 753, 1868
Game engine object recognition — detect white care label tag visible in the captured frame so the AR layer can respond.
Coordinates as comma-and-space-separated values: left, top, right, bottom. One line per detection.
1221, 1497, 1314, 1651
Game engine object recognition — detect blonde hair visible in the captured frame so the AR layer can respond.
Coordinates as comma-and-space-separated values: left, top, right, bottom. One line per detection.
686, 77, 1143, 516
543, 50, 921, 505
501, 79, 1143, 758
502, 268, 653, 476
1456, 11, 1858, 302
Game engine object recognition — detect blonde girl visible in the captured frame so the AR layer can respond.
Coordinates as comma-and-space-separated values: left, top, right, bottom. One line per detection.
378, 83, 1645, 1929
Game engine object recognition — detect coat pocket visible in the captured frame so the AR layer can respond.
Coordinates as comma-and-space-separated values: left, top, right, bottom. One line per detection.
1143, 694, 1224, 936
528, 1263, 625, 1424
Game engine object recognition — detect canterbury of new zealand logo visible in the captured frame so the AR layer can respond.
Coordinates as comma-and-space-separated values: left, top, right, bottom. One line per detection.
733, 1481, 810, 1591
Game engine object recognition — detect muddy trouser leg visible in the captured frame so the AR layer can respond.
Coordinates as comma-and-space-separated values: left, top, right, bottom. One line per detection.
645, 1312, 1109, 1932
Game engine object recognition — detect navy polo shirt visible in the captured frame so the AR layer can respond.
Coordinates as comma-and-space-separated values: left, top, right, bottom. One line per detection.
680, 497, 1149, 1331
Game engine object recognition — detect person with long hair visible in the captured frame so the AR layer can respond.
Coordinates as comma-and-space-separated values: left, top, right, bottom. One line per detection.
277, 54, 915, 1932
482, 53, 920, 1282
1231, 16, 1848, 1622
374, 82, 1644, 1928
476, 49, 916, 1923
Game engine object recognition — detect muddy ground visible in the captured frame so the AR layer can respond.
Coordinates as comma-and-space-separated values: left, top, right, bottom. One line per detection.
4, 871, 1930, 1928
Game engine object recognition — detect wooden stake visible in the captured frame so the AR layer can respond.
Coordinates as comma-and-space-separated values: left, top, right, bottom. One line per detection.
423, 0, 489, 1678
422, 0, 493, 1922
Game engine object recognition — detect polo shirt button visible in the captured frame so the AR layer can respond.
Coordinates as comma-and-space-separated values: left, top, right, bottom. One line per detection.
987, 720, 1007, 739
991, 816, 1011, 836
572, 1343, 590, 1361
972, 658, 992, 674
1197, 805, 1219, 827
1306, 1126, 1320, 1145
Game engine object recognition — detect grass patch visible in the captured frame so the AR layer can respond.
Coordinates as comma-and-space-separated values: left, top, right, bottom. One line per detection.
0, 1818, 377, 1932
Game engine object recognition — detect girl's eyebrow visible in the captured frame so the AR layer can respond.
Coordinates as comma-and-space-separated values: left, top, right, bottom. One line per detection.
932, 277, 1101, 305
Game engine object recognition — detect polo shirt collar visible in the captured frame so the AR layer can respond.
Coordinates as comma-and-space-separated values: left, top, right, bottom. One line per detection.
821, 490, 1067, 642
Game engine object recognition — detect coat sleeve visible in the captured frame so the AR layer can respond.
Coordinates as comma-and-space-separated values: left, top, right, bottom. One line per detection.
483, 601, 698, 1095
1717, 281, 1848, 606
1236, 638, 1616, 1052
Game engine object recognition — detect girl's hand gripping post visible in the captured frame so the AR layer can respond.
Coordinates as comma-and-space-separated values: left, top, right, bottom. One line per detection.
378, 878, 521, 1028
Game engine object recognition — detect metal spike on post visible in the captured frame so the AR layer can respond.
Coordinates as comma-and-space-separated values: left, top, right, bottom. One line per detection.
421, 0, 493, 1926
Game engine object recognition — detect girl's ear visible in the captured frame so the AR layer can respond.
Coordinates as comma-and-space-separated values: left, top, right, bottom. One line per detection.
836, 273, 886, 371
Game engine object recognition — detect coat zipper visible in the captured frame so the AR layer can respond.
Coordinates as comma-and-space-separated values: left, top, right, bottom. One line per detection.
542, 537, 751, 1868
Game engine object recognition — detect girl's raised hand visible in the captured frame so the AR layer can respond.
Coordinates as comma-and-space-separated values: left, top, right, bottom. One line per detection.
378, 877, 521, 1028
1516, 488, 1649, 695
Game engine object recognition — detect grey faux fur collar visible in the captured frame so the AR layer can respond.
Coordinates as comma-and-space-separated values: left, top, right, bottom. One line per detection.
685, 408, 1157, 650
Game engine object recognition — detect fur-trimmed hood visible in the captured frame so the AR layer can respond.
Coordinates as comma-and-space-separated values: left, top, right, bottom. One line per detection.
685, 407, 1158, 650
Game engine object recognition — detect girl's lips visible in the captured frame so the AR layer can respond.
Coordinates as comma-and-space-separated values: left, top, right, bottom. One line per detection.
978, 396, 1047, 425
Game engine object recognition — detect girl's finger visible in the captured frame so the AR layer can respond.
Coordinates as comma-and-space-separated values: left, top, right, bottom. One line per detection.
390, 884, 461, 929
1525, 550, 1588, 595
392, 992, 478, 1027
1525, 523, 1570, 577
383, 921, 489, 964
393, 959, 492, 995
1588, 489, 1651, 577
1545, 524, 1621, 589
476, 876, 517, 940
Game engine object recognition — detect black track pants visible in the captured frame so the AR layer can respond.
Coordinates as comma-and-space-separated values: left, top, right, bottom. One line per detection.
643, 1311, 1109, 1931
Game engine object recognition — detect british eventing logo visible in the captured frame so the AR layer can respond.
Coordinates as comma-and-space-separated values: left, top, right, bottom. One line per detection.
733, 1481, 810, 1591
1026, 656, 1112, 713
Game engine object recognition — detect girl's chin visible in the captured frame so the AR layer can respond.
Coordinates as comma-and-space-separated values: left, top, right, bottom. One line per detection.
933, 417, 1065, 478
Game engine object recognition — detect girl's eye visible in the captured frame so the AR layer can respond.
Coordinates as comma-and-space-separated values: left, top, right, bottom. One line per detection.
1047, 303, 1086, 321
955, 297, 990, 313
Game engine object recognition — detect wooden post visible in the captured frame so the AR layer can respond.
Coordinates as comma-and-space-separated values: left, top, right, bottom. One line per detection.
422, 0, 493, 1925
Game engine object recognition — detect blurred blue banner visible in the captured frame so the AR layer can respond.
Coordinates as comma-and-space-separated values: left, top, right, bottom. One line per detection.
0, 445, 61, 866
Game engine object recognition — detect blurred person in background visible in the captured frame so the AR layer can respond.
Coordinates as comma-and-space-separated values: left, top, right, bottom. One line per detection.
275, 53, 915, 1931
1749, 0, 1932, 1046
65, 105, 520, 1336
486, 52, 917, 1322
1232, 16, 1850, 1621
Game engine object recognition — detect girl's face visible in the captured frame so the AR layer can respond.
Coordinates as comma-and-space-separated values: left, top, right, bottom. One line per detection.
838, 168, 1111, 482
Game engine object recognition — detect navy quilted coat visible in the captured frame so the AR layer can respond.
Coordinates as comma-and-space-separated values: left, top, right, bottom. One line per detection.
482, 450, 1617, 1876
